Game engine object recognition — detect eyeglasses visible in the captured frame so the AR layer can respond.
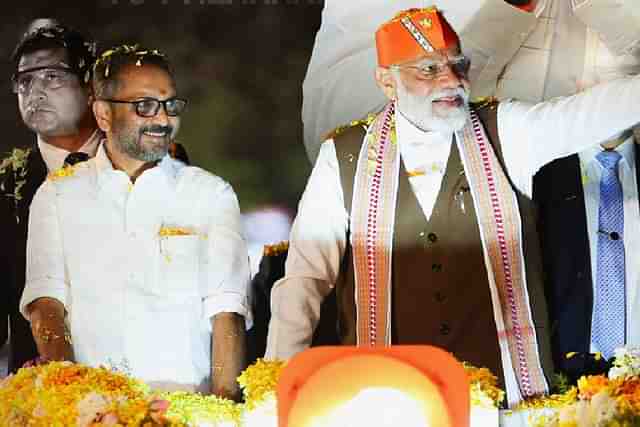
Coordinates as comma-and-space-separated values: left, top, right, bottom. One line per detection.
392, 56, 471, 80
12, 65, 76, 94
101, 97, 187, 117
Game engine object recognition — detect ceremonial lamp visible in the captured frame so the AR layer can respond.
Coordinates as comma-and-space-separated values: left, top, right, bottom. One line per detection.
276, 346, 470, 427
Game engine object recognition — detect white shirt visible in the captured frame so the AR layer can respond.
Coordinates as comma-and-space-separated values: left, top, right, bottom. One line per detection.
578, 139, 640, 351
21, 144, 251, 392
396, 113, 453, 220
37, 129, 102, 172
266, 73, 640, 360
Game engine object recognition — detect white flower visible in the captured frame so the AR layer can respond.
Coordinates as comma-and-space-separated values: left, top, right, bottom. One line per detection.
609, 346, 640, 380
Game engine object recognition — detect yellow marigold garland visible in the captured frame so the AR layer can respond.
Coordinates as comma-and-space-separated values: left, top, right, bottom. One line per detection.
0, 362, 153, 426
463, 363, 505, 409
237, 358, 286, 410
47, 164, 77, 181
158, 226, 195, 237
160, 391, 241, 425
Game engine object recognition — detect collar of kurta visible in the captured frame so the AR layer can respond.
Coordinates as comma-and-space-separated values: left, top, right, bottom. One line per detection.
94, 141, 182, 191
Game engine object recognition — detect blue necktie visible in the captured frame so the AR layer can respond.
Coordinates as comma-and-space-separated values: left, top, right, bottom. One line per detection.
592, 150, 626, 359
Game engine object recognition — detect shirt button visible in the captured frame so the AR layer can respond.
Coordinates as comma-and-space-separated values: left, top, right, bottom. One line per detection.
428, 233, 438, 243
432, 263, 443, 273
434, 292, 446, 303
440, 323, 451, 335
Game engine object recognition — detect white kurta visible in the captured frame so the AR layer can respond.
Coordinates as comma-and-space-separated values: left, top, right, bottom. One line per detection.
266, 74, 640, 361
302, 0, 640, 162
21, 145, 252, 392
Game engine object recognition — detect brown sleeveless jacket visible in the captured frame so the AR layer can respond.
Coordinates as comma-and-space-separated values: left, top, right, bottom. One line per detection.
330, 103, 553, 388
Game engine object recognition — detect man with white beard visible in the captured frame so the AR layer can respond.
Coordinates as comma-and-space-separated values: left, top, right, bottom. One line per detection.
266, 7, 640, 406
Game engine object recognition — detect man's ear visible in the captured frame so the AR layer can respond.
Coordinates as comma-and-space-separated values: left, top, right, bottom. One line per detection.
92, 100, 112, 133
375, 66, 397, 101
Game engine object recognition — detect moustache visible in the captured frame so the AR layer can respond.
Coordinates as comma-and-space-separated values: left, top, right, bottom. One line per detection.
429, 87, 470, 104
139, 125, 174, 137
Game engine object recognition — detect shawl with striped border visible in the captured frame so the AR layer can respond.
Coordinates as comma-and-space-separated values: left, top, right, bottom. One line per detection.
350, 102, 548, 405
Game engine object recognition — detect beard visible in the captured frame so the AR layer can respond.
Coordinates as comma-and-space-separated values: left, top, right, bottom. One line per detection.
393, 73, 470, 134
111, 122, 175, 162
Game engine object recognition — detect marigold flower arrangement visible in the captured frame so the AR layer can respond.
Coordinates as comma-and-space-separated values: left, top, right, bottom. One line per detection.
526, 347, 640, 427
463, 362, 505, 409
237, 359, 286, 427
0, 361, 172, 426
159, 391, 241, 426
0, 361, 249, 426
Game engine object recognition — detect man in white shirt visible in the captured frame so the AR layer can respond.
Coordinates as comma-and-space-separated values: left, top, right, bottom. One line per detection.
266, 7, 640, 406
20, 45, 251, 399
0, 19, 100, 374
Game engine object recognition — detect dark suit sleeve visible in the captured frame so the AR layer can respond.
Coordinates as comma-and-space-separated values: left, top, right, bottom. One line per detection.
0, 171, 15, 348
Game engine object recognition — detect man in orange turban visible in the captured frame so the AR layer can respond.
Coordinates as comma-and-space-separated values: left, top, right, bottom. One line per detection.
266, 6, 640, 406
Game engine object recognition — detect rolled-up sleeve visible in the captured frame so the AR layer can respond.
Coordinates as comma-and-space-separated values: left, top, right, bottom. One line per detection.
201, 181, 252, 329
20, 181, 68, 319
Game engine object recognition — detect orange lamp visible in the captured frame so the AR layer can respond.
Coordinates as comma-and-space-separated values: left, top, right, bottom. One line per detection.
277, 346, 470, 427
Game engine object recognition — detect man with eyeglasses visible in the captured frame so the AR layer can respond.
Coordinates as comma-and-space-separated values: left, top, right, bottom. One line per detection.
0, 19, 100, 375
266, 7, 640, 406
20, 45, 251, 399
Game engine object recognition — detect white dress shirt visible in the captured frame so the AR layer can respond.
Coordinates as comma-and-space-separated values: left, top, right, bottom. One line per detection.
21, 144, 251, 392
578, 139, 640, 351
37, 129, 102, 172
266, 74, 640, 360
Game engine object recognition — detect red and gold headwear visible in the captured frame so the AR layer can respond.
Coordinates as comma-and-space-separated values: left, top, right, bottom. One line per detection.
375, 7, 460, 67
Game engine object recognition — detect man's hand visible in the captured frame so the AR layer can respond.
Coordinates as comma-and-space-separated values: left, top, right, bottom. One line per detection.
210, 312, 246, 401
26, 297, 72, 362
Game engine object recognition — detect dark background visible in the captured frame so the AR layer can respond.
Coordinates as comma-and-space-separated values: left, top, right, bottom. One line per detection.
0, 0, 323, 213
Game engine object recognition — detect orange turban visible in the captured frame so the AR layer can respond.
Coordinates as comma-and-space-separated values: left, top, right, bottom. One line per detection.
375, 7, 460, 67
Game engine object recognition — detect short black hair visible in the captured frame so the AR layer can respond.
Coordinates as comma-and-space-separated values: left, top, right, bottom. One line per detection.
12, 18, 96, 83
92, 44, 173, 100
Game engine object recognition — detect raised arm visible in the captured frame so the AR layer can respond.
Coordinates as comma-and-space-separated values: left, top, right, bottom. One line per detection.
498, 74, 640, 196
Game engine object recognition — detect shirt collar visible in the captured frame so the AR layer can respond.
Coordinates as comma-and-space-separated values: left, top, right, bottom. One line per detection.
37, 129, 103, 172
94, 141, 182, 190
579, 134, 636, 170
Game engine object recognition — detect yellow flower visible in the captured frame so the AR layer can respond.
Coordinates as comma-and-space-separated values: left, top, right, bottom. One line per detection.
463, 363, 505, 408
0, 362, 151, 426
47, 164, 76, 181
158, 226, 194, 237
160, 391, 240, 425
578, 375, 610, 400
238, 358, 286, 409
